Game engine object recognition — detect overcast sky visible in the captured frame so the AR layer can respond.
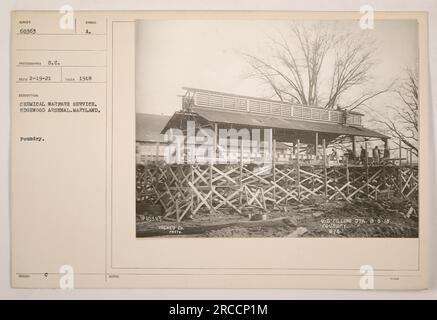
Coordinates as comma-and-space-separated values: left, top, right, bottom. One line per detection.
135, 19, 418, 118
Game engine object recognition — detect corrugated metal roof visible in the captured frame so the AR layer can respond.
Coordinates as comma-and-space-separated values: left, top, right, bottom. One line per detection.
136, 113, 171, 142
192, 107, 388, 139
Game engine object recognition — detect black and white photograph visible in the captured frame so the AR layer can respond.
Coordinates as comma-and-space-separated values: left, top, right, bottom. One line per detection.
135, 19, 419, 238
4, 2, 435, 295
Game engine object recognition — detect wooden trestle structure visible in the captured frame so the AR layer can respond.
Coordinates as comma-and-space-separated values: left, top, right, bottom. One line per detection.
136, 88, 418, 221
136, 159, 418, 222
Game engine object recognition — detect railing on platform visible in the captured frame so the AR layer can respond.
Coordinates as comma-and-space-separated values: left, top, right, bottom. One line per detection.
137, 138, 418, 170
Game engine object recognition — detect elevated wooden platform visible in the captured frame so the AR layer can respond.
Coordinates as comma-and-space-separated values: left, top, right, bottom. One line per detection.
136, 161, 418, 222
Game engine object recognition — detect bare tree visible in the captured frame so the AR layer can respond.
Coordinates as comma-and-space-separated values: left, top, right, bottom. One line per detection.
377, 69, 418, 156
243, 22, 387, 109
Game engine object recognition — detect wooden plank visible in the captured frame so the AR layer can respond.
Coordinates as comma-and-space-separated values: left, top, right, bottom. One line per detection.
345, 158, 350, 196
137, 158, 418, 220
273, 139, 277, 205
322, 139, 327, 197
296, 139, 301, 201
209, 163, 213, 209
360, 140, 369, 198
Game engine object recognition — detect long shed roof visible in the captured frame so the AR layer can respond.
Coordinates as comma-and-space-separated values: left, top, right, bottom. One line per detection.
161, 107, 388, 140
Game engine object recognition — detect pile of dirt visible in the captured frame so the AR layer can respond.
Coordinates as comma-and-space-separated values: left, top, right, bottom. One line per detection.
206, 227, 251, 237
301, 198, 419, 238
136, 198, 418, 238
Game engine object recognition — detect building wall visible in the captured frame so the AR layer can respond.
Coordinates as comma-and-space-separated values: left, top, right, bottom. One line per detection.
136, 141, 166, 164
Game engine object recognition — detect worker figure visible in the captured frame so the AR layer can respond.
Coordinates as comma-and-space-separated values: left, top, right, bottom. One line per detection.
330, 148, 337, 162
359, 146, 367, 165
372, 146, 380, 164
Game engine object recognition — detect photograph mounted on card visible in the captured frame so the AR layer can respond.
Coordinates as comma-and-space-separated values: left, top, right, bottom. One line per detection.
10, 10, 429, 289
135, 19, 420, 239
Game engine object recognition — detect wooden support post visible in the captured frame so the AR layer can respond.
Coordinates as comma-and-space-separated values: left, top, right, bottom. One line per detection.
351, 135, 356, 159
345, 157, 350, 196
364, 139, 368, 167
322, 139, 327, 198
382, 137, 388, 190
315, 132, 319, 160
365, 139, 369, 198
239, 140, 243, 207
213, 123, 218, 164
209, 163, 213, 211
273, 139, 277, 204
312, 166, 315, 192
190, 164, 194, 215
296, 139, 301, 201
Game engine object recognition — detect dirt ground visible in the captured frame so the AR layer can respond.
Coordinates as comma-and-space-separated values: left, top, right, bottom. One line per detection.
136, 198, 418, 238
